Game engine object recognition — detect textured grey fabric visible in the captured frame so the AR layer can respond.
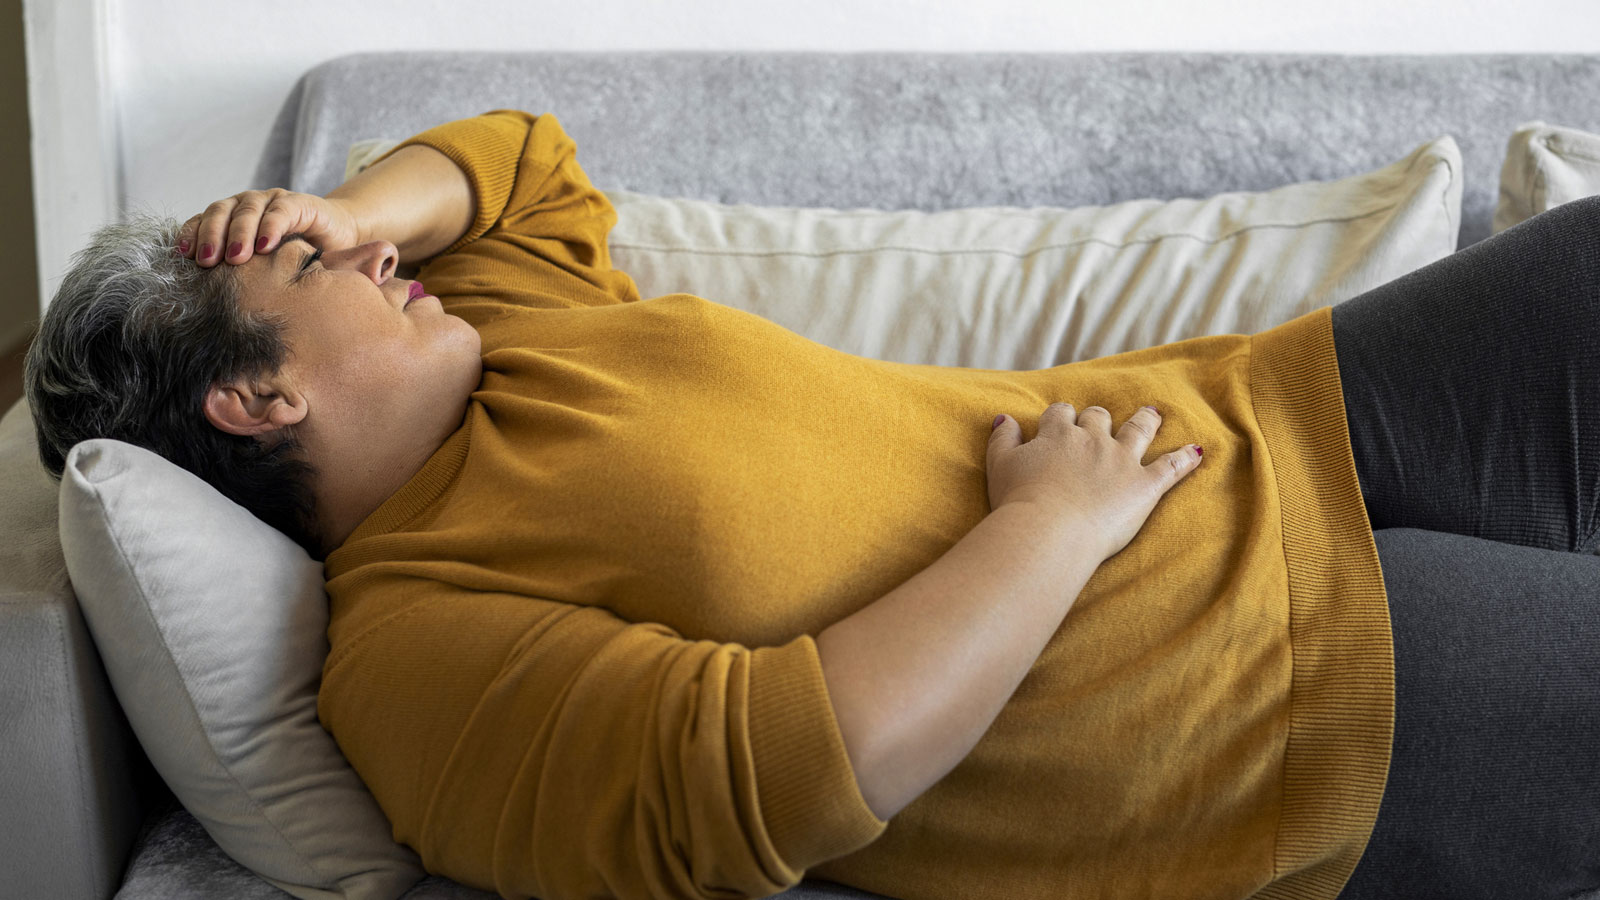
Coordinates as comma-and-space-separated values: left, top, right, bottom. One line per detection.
1340, 529, 1600, 900
117, 799, 498, 900
254, 52, 1600, 250
1333, 196, 1600, 555
0, 399, 147, 900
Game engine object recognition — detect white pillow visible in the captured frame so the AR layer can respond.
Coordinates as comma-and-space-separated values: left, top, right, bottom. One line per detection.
349, 135, 1462, 370
57, 439, 424, 900
1493, 120, 1600, 234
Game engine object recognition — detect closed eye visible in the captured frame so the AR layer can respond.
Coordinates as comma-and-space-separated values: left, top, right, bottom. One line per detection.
289, 245, 323, 286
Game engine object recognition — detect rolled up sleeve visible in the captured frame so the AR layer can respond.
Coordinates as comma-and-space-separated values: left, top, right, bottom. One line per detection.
318, 583, 887, 900
373, 108, 641, 307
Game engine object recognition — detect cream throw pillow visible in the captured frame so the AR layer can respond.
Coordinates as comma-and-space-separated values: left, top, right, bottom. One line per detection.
57, 439, 424, 900
349, 135, 1461, 370
1494, 121, 1600, 234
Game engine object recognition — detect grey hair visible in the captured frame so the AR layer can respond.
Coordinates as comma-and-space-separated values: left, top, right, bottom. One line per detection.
24, 210, 324, 556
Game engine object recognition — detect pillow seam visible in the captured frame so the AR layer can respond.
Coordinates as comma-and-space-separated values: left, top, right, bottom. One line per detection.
1435, 155, 1458, 245
1529, 135, 1548, 215
608, 199, 1415, 260
83, 472, 339, 889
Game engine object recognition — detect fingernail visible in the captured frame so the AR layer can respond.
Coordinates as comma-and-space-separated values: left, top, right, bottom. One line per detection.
1195, 445, 1204, 457
200, 243, 214, 260
178, 238, 190, 254
1144, 405, 1158, 413
992, 414, 1005, 430
228, 241, 243, 259
257, 235, 270, 252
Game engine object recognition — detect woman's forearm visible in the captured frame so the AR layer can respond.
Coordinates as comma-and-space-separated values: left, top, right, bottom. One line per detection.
815, 501, 1104, 821
325, 144, 476, 265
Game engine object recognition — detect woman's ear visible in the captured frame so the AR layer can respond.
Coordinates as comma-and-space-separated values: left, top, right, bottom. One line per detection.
203, 375, 309, 437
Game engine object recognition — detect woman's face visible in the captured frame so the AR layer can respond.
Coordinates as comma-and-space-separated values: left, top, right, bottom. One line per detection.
228, 234, 482, 452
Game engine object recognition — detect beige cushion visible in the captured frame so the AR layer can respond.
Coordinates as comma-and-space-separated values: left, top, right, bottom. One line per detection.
56, 439, 424, 900
1493, 121, 1600, 235
0, 399, 66, 595
351, 134, 1463, 370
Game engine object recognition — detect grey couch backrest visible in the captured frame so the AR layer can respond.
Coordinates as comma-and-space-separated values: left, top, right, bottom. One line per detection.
256, 51, 1600, 249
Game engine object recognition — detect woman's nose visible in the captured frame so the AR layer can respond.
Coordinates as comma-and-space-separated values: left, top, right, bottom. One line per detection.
338, 239, 400, 282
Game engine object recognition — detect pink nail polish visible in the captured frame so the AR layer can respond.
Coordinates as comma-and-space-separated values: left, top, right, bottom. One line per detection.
228, 241, 243, 259
178, 239, 190, 254
257, 235, 270, 252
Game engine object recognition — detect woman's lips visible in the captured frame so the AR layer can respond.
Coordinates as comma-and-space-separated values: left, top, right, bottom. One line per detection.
408, 281, 425, 301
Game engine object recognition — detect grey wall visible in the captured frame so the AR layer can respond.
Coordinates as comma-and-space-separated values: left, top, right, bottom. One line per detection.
0, 0, 38, 352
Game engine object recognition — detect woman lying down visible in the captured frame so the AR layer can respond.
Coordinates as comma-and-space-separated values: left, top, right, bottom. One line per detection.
25, 109, 1600, 900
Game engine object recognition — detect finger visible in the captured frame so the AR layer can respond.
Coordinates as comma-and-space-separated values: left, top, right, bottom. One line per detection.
176, 214, 201, 257
1036, 401, 1076, 437
254, 191, 297, 256
1115, 406, 1162, 455
988, 413, 1020, 455
1077, 405, 1112, 432
224, 190, 277, 264
1151, 443, 1204, 489
193, 197, 239, 267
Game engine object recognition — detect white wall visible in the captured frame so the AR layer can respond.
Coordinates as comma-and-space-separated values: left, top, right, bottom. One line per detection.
26, 0, 1600, 312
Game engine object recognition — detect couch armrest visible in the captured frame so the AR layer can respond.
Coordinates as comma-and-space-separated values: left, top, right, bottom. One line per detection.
0, 399, 146, 899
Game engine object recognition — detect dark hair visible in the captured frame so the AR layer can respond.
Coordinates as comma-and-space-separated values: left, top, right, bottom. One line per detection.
24, 212, 325, 556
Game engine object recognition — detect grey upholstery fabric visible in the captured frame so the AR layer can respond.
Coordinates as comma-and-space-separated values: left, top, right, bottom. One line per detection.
255, 52, 1600, 250
0, 399, 146, 900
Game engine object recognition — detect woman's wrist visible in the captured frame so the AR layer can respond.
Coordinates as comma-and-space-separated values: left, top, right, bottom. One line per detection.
324, 144, 475, 265
322, 194, 373, 247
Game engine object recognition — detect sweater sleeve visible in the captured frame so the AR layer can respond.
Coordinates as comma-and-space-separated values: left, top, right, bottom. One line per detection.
317, 582, 888, 900
370, 108, 642, 307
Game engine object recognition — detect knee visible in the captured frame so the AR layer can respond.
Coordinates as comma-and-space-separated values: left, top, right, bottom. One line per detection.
1523, 193, 1600, 236
1560, 192, 1600, 220
1490, 193, 1600, 279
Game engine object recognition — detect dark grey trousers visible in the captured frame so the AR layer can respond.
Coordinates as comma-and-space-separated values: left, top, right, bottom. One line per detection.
1329, 196, 1600, 899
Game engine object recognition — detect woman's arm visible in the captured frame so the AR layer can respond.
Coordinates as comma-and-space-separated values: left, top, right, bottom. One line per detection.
816, 502, 1102, 822
179, 143, 474, 270
818, 404, 1202, 821
326, 144, 476, 265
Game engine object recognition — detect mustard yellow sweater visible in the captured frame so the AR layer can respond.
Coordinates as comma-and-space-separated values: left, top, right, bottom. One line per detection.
319, 110, 1394, 900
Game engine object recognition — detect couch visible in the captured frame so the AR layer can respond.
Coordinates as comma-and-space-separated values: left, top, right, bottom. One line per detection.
6, 51, 1600, 900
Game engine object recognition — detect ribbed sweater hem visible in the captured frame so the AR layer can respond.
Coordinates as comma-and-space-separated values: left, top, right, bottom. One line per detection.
1249, 305, 1395, 900
748, 634, 891, 874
